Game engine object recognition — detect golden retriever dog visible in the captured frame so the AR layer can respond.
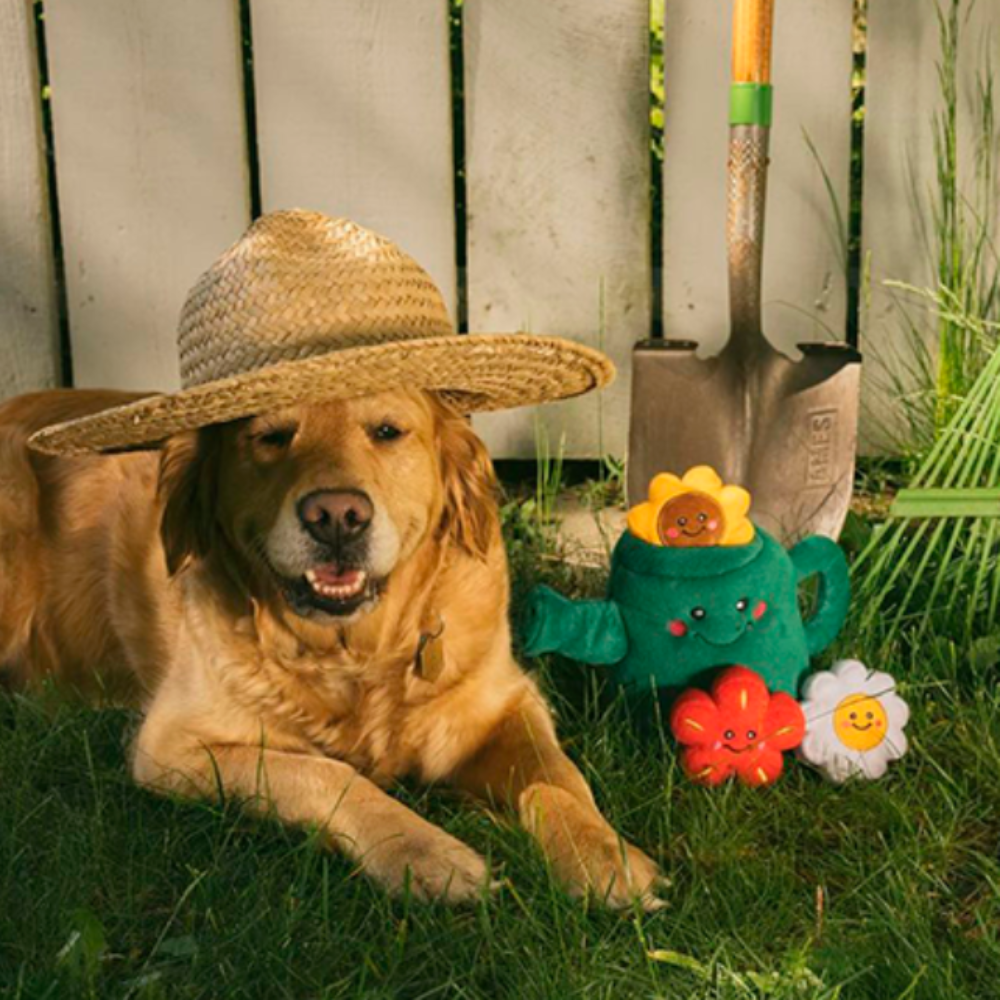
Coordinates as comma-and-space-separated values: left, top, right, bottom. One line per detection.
0, 387, 665, 907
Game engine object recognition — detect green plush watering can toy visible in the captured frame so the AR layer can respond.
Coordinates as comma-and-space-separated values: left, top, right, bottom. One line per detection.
521, 467, 850, 698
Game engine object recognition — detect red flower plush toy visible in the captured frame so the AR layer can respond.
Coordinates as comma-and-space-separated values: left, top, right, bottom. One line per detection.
669, 666, 805, 786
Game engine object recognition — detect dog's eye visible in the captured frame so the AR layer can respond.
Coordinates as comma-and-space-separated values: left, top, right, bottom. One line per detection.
255, 426, 297, 449
370, 422, 405, 443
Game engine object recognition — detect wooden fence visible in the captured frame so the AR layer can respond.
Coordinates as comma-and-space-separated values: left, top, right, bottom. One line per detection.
2, 0, 998, 458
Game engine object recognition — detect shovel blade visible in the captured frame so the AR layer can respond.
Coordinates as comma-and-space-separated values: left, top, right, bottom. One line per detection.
627, 339, 750, 508
628, 339, 861, 544
744, 343, 862, 542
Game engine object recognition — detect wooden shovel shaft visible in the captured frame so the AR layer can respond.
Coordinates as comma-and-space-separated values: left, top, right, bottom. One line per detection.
727, 0, 775, 344
732, 0, 774, 83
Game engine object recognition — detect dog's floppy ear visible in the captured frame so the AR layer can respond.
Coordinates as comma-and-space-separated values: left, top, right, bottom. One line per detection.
435, 404, 499, 560
158, 428, 220, 576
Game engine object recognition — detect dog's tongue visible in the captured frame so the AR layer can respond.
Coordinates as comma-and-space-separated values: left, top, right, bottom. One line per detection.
312, 565, 364, 588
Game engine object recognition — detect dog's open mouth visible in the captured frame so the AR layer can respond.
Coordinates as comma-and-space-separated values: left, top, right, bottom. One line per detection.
305, 565, 368, 602
283, 563, 382, 617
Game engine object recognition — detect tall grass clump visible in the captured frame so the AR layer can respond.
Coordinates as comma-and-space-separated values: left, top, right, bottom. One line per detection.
851, 1, 1000, 647
871, 0, 999, 462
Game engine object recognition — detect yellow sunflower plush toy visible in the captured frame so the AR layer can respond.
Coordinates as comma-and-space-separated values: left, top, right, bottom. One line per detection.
626, 466, 754, 548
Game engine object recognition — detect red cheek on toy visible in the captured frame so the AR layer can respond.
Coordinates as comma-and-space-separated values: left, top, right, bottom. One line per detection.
668, 620, 688, 637
666, 527, 680, 539
752, 601, 768, 621
708, 520, 719, 530
875, 720, 883, 727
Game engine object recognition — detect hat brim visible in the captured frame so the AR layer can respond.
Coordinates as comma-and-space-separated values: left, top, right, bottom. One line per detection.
28, 333, 615, 456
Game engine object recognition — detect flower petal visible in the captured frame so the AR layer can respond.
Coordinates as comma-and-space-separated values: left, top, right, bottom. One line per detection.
762, 693, 806, 750
799, 729, 829, 765
737, 747, 784, 786
858, 748, 889, 779
800, 669, 843, 707
713, 666, 770, 720
718, 484, 751, 520
670, 688, 721, 746
833, 659, 869, 688
648, 473, 685, 504
883, 692, 911, 730
883, 730, 908, 761
626, 501, 658, 545
682, 746, 731, 786
724, 520, 756, 546
682, 466, 724, 493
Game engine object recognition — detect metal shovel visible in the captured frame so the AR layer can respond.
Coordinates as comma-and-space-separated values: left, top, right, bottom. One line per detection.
627, 0, 861, 543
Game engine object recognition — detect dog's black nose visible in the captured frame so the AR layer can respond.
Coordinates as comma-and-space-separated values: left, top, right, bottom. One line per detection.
297, 490, 373, 546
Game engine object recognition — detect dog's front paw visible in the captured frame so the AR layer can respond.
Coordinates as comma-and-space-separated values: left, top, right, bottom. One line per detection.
523, 786, 668, 912
573, 835, 668, 912
359, 814, 494, 904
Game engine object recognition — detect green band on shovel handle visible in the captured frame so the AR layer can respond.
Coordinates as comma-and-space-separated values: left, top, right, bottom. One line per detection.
890, 487, 1000, 519
730, 83, 773, 126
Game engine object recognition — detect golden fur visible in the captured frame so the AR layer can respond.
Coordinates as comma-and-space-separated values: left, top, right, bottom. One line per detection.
0, 388, 664, 906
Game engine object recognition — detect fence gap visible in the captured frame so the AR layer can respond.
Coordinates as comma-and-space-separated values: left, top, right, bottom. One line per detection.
449, 0, 469, 333
847, 0, 867, 349
32, 0, 72, 386
239, 0, 262, 220
649, 0, 665, 339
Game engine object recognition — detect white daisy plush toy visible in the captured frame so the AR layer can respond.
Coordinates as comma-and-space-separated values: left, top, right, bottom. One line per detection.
798, 659, 910, 783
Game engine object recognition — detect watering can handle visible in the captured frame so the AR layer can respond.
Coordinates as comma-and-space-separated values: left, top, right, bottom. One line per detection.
728, 0, 775, 345
789, 535, 851, 657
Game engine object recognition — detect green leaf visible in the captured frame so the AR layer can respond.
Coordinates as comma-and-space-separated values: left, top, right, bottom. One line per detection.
155, 934, 199, 960
646, 949, 708, 977
56, 907, 108, 980
968, 634, 1000, 673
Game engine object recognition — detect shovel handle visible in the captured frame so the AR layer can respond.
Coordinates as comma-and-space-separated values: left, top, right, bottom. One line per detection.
732, 0, 774, 84
727, 0, 775, 345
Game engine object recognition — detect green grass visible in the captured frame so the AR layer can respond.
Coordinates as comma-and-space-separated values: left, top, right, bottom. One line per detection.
868, 0, 1000, 460
3, 520, 1000, 1000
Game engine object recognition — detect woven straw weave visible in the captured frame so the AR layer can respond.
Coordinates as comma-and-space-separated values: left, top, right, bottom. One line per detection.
30, 210, 614, 456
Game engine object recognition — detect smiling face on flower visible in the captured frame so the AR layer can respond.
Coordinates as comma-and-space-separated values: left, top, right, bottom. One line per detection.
799, 660, 910, 783
656, 492, 725, 547
833, 693, 889, 751
627, 466, 755, 548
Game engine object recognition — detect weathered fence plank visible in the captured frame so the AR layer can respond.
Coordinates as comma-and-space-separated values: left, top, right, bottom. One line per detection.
250, 0, 457, 318
45, 0, 250, 392
860, 0, 1000, 451
662, 0, 854, 356
464, 0, 650, 459
0, 0, 61, 400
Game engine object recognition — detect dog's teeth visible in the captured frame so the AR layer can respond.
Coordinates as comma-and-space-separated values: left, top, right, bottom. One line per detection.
307, 569, 368, 601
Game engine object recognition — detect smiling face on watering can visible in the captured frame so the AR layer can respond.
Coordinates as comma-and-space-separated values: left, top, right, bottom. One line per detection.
606, 528, 811, 697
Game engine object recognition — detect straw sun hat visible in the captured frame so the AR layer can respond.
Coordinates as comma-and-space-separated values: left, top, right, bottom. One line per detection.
29, 209, 614, 456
